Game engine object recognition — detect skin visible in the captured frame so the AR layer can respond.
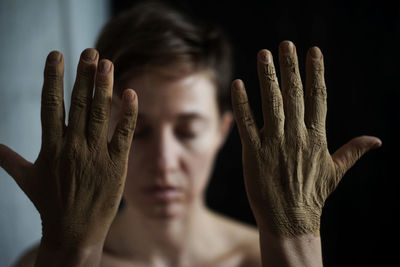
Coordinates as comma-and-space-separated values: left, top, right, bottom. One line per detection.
1, 49, 139, 266
100, 68, 260, 267
2, 41, 381, 267
231, 41, 382, 266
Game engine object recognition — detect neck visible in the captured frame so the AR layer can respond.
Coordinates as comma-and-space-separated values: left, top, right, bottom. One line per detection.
104, 198, 215, 266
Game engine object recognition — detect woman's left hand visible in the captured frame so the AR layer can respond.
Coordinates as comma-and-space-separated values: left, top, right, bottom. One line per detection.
231, 40, 382, 236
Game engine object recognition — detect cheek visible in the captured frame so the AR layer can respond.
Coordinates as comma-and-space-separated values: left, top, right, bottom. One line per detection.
183, 133, 221, 199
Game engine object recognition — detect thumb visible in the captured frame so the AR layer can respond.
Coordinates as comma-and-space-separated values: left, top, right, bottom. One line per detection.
332, 135, 382, 178
0, 144, 32, 188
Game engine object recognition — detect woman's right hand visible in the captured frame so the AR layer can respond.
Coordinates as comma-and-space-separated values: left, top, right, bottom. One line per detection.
0, 48, 138, 249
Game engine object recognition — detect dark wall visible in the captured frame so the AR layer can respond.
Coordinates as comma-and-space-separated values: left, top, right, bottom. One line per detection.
111, 1, 399, 266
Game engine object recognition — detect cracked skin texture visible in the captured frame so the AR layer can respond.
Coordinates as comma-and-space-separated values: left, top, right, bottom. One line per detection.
0, 41, 382, 259
0, 48, 138, 249
231, 41, 382, 237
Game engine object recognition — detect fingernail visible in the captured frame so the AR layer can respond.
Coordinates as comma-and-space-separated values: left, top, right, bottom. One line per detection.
259, 50, 272, 63
47, 51, 61, 64
310, 47, 322, 59
124, 90, 135, 102
280, 41, 294, 55
100, 60, 111, 73
82, 48, 98, 62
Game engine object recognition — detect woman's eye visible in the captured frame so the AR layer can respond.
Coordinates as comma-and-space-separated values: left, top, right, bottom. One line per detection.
175, 128, 198, 139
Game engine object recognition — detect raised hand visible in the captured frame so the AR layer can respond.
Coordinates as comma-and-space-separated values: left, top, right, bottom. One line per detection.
231, 41, 381, 237
0, 49, 138, 249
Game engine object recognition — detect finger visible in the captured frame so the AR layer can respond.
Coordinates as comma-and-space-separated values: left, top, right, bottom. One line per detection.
87, 59, 113, 150
332, 135, 382, 180
278, 41, 306, 136
67, 48, 98, 138
0, 144, 32, 188
257, 49, 284, 141
108, 89, 138, 162
231, 79, 260, 148
305, 47, 327, 141
41, 51, 65, 151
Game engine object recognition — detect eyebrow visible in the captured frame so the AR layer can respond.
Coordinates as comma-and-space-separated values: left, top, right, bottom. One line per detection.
137, 112, 208, 122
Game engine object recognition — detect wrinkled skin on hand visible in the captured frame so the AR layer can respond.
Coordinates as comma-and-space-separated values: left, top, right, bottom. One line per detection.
0, 49, 138, 248
231, 41, 381, 237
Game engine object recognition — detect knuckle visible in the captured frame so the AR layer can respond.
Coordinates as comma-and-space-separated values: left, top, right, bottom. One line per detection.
282, 55, 297, 69
124, 107, 136, 118
234, 100, 250, 114
306, 122, 325, 134
116, 124, 132, 138
90, 105, 108, 123
296, 134, 307, 150
307, 127, 327, 150
282, 56, 304, 99
45, 65, 61, 81
235, 104, 255, 127
241, 114, 255, 128
71, 95, 88, 109
42, 91, 63, 108
287, 82, 304, 99
265, 132, 284, 147
270, 93, 283, 113
310, 82, 327, 99
263, 64, 277, 81
286, 130, 307, 150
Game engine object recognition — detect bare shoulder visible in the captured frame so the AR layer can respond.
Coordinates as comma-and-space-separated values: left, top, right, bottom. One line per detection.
13, 243, 40, 267
208, 210, 262, 267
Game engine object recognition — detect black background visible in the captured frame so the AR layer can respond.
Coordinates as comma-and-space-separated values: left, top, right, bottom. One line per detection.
111, 0, 399, 266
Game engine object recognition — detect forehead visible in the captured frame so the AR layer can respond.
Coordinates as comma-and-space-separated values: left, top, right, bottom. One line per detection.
121, 71, 218, 119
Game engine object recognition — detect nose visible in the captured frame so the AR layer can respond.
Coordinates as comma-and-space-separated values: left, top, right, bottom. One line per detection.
153, 127, 180, 175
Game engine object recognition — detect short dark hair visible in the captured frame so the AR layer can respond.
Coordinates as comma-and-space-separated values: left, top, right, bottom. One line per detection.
95, 1, 232, 113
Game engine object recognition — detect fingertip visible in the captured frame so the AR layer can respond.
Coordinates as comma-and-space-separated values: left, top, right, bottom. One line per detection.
258, 49, 273, 63
47, 50, 63, 65
279, 40, 295, 55
358, 135, 383, 150
372, 137, 383, 149
232, 79, 244, 91
308, 46, 323, 60
122, 88, 137, 103
81, 48, 98, 62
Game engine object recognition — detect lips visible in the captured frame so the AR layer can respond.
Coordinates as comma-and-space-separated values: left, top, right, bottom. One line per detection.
141, 185, 183, 201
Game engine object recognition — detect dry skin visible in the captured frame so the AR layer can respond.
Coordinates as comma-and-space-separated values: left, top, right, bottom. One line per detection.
231, 41, 381, 237
0, 48, 138, 247
0, 41, 381, 251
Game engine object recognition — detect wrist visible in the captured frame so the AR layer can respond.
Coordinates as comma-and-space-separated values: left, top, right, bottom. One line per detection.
41, 218, 109, 248
258, 227, 323, 267
35, 236, 104, 267
254, 205, 321, 237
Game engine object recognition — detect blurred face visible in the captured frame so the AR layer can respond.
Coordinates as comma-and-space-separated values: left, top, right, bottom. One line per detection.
110, 70, 232, 220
